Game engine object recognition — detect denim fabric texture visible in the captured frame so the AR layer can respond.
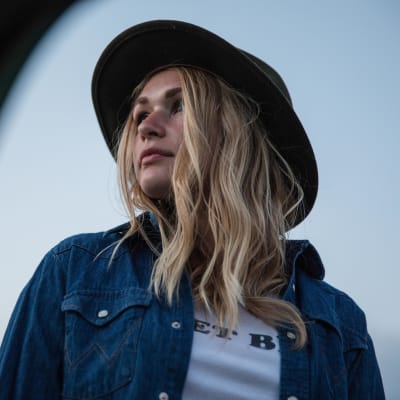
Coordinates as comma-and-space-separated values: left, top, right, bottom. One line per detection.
0, 214, 385, 399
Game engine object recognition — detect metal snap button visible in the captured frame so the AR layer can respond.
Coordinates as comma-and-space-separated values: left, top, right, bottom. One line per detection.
97, 309, 109, 318
159, 392, 169, 400
286, 331, 296, 340
171, 321, 181, 329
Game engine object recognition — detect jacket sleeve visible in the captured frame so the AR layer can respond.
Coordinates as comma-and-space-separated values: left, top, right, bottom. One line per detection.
0, 250, 65, 399
345, 333, 385, 399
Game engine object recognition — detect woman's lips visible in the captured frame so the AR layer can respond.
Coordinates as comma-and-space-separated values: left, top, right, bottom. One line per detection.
141, 152, 169, 165
140, 148, 173, 166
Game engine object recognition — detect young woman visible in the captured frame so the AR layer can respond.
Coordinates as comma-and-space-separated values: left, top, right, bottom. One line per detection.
0, 20, 384, 399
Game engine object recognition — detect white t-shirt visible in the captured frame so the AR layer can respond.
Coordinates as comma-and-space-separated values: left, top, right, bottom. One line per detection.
182, 304, 280, 399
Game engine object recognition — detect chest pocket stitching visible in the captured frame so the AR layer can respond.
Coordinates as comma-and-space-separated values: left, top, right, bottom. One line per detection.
61, 288, 152, 399
63, 317, 142, 368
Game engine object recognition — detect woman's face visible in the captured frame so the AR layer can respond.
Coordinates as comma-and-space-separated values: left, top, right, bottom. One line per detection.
132, 69, 184, 199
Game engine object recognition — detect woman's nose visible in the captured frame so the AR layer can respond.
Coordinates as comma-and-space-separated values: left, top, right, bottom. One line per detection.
137, 111, 166, 140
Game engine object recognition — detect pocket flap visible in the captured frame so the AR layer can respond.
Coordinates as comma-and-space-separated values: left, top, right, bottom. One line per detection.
61, 287, 152, 326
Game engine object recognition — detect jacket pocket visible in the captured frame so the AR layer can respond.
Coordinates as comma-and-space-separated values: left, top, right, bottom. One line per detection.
61, 287, 152, 399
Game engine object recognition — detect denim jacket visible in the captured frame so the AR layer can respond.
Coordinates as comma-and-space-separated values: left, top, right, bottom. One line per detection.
0, 215, 385, 399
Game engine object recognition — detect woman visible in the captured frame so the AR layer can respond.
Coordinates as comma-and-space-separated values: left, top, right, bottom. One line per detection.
0, 20, 384, 399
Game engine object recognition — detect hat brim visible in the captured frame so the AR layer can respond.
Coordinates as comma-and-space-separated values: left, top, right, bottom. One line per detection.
92, 19, 318, 227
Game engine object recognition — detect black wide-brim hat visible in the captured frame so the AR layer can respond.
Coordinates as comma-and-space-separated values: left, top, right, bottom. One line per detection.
92, 20, 318, 226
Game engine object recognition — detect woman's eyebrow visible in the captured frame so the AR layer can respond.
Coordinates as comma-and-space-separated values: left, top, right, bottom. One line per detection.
165, 87, 182, 98
134, 87, 182, 107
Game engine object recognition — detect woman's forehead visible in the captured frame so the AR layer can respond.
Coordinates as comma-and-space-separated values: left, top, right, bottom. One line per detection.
134, 68, 181, 106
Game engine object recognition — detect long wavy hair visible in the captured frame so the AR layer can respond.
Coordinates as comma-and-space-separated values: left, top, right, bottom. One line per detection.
117, 67, 307, 347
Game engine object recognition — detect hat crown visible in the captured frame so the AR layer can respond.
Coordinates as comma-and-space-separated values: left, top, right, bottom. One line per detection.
241, 50, 292, 106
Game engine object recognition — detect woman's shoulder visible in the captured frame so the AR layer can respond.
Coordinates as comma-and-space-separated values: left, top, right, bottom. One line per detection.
304, 276, 368, 345
26, 223, 132, 286
49, 222, 131, 257
287, 240, 369, 346
31, 221, 155, 295
49, 213, 158, 258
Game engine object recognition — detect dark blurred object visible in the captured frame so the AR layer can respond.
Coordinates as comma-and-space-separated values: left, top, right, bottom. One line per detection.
0, 0, 77, 116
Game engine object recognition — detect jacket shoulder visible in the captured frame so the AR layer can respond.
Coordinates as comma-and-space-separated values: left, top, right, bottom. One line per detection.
313, 278, 368, 345
291, 241, 369, 349
50, 222, 131, 257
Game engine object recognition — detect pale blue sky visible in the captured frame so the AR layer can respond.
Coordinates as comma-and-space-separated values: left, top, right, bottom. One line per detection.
0, 0, 399, 397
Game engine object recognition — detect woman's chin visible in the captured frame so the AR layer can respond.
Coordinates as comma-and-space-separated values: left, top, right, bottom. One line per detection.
140, 182, 171, 201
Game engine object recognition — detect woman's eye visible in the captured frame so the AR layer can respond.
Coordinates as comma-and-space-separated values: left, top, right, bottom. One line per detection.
135, 112, 148, 125
171, 98, 183, 114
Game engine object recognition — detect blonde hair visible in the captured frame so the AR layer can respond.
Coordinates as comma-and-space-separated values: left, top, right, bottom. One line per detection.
117, 67, 307, 347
